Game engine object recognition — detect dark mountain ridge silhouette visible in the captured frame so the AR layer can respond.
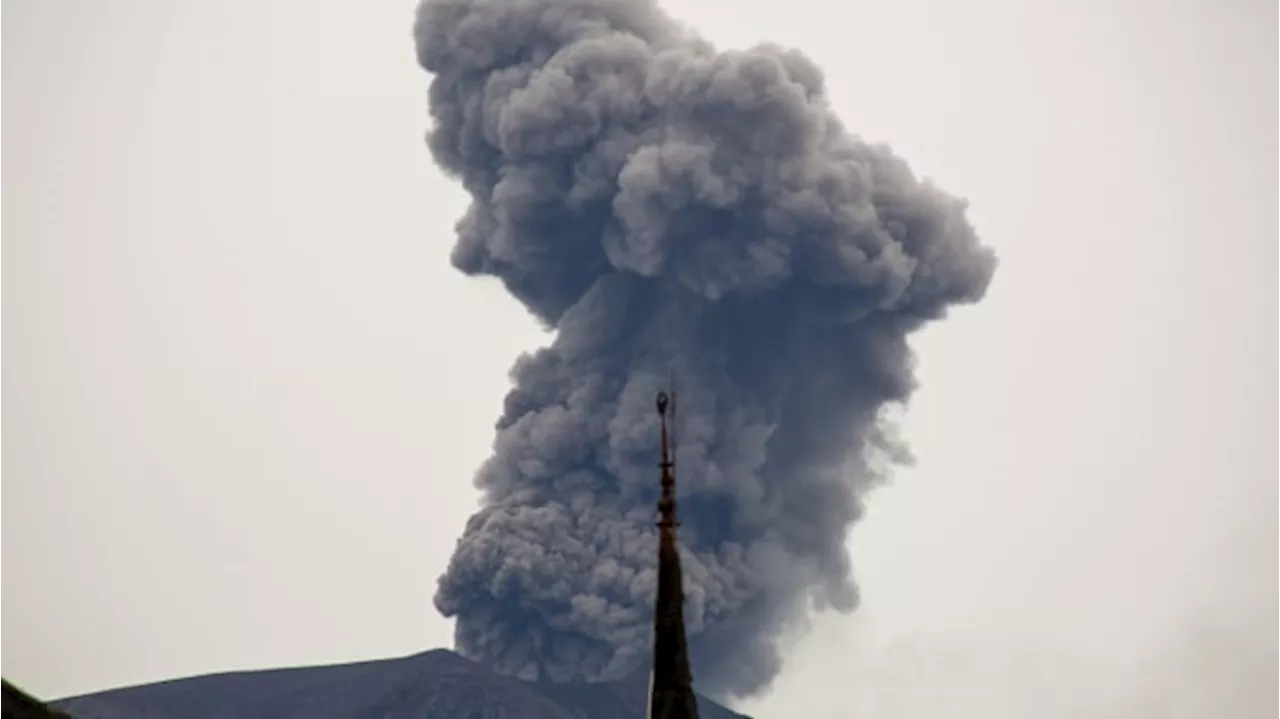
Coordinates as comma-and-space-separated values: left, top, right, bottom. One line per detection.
52, 648, 752, 719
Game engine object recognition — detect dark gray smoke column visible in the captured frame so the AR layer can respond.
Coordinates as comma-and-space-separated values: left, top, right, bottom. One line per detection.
414, 0, 997, 698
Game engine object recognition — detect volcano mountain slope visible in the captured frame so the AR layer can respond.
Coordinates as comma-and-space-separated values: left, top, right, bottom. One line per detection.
53, 648, 751, 719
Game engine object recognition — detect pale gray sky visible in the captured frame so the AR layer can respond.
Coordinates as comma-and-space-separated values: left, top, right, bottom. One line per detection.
2, 0, 1276, 716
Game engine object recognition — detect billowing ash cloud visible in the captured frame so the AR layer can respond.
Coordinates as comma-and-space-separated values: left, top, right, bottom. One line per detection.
414, 0, 997, 698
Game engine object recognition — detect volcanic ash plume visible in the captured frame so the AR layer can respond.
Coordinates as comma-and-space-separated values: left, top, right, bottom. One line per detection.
414, 0, 997, 698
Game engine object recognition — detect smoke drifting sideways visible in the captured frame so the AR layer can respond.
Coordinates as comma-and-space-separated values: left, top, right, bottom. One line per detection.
414, 0, 997, 699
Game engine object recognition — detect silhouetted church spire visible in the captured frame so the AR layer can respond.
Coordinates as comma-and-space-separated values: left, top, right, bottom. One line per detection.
647, 390, 700, 719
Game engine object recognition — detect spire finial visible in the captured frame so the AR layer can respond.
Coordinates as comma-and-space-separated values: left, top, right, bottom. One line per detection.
648, 386, 699, 718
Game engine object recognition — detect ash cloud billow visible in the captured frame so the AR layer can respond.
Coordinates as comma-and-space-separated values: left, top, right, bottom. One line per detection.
414, 0, 997, 698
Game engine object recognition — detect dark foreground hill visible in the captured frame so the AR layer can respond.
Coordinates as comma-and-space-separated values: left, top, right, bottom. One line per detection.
52, 648, 751, 719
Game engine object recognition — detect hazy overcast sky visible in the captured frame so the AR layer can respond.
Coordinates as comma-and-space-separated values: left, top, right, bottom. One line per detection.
3, 0, 1276, 716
